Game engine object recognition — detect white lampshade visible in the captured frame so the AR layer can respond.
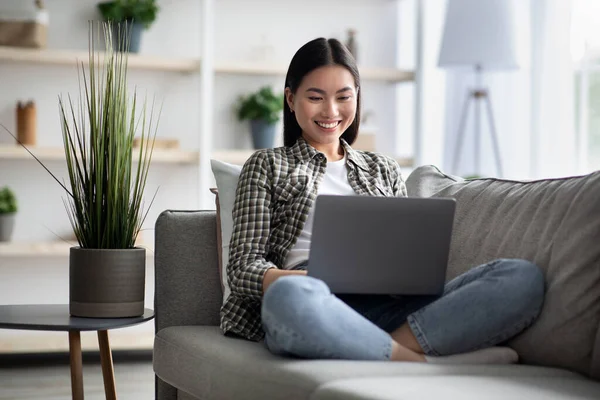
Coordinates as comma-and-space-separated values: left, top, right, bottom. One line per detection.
438, 0, 518, 70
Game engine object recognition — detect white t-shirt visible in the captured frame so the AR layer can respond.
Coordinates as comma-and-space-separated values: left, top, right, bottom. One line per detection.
283, 155, 356, 269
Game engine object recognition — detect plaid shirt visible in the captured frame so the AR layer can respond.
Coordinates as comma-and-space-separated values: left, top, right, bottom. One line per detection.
220, 137, 407, 341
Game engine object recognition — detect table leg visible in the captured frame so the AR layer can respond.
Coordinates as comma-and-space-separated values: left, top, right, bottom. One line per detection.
68, 330, 84, 400
98, 330, 117, 400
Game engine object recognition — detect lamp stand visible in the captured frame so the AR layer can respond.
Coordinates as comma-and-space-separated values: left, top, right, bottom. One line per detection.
451, 65, 503, 177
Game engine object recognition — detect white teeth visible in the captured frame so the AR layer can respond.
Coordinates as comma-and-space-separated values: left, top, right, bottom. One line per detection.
316, 121, 339, 129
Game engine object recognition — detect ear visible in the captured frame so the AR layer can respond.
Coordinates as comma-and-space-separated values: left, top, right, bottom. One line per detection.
285, 87, 295, 112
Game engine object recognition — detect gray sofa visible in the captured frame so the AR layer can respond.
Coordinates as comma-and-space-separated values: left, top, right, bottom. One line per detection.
153, 166, 600, 400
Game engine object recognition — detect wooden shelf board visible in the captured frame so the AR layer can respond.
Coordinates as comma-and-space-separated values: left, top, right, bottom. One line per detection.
0, 46, 200, 73
215, 62, 415, 83
212, 149, 414, 168
394, 156, 414, 168
0, 47, 413, 81
0, 145, 199, 164
0, 241, 154, 257
211, 149, 256, 165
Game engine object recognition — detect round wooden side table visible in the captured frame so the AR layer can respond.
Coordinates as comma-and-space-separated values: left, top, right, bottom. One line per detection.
0, 304, 154, 400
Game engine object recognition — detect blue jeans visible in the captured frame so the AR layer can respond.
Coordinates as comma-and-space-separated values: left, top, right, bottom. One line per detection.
261, 259, 545, 360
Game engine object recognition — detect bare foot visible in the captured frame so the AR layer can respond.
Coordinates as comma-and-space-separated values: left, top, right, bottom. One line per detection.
390, 341, 426, 362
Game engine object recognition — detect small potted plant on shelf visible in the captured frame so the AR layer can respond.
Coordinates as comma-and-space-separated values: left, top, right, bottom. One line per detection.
235, 86, 284, 149
97, 0, 159, 53
0, 186, 17, 242
1, 21, 158, 318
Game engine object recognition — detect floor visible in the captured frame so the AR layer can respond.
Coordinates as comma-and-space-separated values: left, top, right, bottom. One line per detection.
0, 351, 154, 400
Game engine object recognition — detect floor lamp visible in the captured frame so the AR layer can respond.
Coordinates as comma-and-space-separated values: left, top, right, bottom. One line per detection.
438, 0, 519, 177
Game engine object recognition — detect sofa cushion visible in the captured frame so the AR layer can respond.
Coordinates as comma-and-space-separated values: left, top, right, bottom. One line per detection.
153, 325, 595, 400
210, 159, 243, 303
311, 375, 600, 400
405, 165, 600, 380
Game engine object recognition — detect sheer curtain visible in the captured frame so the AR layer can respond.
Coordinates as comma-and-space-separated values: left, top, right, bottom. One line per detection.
530, 0, 577, 179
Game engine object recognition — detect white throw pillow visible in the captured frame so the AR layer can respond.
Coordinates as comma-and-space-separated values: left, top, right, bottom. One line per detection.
210, 159, 242, 303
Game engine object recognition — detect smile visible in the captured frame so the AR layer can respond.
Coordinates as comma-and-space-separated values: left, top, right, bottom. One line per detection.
315, 121, 341, 129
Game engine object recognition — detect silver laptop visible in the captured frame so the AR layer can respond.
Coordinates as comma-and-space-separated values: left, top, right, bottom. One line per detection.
306, 195, 456, 295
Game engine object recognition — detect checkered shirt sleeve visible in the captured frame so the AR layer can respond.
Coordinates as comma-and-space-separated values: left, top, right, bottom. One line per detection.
226, 150, 277, 300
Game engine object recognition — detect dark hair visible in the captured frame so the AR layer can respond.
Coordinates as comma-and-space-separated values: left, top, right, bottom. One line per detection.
283, 38, 361, 147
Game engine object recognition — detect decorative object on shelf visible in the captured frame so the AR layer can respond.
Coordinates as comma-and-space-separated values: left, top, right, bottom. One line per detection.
235, 86, 284, 149
353, 132, 376, 152
0, 0, 49, 49
97, 0, 159, 53
16, 100, 36, 145
133, 136, 179, 149
1, 21, 159, 318
345, 29, 358, 61
438, 0, 518, 178
0, 186, 17, 242
249, 33, 275, 62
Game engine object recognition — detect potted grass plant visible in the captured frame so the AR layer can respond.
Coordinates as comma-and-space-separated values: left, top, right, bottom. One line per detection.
235, 86, 284, 149
0, 186, 17, 242
97, 0, 159, 53
2, 21, 158, 318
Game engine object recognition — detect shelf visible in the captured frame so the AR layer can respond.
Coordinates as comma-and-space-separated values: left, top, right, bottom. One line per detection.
211, 149, 414, 168
0, 241, 154, 257
215, 62, 415, 83
0, 47, 413, 82
0, 46, 200, 73
211, 149, 256, 165
0, 145, 411, 167
0, 145, 199, 164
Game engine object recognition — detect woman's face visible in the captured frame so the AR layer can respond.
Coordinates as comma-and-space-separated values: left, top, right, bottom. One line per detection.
286, 65, 358, 149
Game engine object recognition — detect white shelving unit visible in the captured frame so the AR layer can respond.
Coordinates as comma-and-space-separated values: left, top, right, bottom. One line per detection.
0, 0, 422, 353
0, 0, 423, 256
0, 2, 422, 211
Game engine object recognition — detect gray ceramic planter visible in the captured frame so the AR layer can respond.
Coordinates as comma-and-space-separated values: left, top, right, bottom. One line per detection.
0, 213, 15, 242
250, 120, 276, 149
69, 247, 146, 318
112, 21, 144, 53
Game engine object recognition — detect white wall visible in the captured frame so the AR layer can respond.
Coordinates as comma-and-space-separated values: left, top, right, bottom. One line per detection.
0, 0, 414, 351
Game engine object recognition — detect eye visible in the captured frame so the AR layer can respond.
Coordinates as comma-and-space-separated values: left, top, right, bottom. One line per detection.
338, 96, 352, 101
308, 96, 322, 101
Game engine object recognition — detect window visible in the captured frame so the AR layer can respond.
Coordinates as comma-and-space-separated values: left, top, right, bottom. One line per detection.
572, 0, 600, 172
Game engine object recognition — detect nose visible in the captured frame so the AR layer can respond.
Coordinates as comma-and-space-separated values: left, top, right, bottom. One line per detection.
321, 99, 339, 119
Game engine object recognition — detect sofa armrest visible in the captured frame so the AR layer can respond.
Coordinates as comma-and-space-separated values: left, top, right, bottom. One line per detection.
154, 210, 222, 333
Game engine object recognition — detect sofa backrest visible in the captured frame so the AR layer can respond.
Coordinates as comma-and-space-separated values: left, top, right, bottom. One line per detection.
406, 165, 600, 380
154, 210, 222, 332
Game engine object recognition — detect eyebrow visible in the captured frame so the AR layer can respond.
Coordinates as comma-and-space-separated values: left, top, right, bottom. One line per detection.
306, 86, 353, 95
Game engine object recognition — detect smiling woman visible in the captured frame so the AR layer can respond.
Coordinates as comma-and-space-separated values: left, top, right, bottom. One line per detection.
282, 38, 361, 155
219, 37, 545, 367
284, 65, 358, 161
